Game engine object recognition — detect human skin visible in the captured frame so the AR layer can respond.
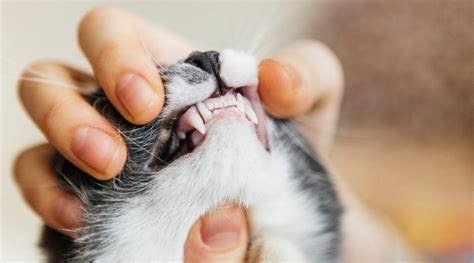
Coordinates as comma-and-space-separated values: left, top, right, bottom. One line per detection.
14, 6, 410, 262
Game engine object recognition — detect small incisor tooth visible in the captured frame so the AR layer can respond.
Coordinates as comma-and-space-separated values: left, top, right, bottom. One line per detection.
196, 102, 213, 122
228, 95, 237, 106
244, 102, 259, 124
187, 106, 206, 134
236, 93, 244, 113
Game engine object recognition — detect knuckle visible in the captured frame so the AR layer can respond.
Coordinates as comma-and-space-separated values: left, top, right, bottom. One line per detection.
13, 150, 29, 184
295, 39, 327, 52
94, 41, 122, 71
22, 59, 56, 73
296, 39, 345, 94
79, 6, 122, 32
42, 95, 75, 134
12, 146, 40, 184
19, 60, 56, 84
18, 60, 60, 96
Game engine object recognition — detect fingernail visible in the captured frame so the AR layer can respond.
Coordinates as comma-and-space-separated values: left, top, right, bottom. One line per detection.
201, 207, 243, 250
116, 73, 158, 119
54, 195, 83, 231
71, 127, 122, 176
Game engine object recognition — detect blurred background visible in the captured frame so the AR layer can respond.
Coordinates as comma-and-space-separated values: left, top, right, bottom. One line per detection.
1, 1, 472, 261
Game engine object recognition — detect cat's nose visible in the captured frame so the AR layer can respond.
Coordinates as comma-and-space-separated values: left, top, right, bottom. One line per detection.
185, 51, 220, 76
185, 51, 230, 95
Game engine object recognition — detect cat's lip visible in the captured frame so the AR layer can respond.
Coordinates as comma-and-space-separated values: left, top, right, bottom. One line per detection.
176, 88, 269, 150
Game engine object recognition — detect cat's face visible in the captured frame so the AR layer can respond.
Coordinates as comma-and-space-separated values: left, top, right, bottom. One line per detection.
146, 49, 269, 168
48, 49, 341, 262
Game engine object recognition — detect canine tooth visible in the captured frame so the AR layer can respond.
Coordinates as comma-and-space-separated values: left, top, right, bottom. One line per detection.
177, 131, 186, 140
191, 131, 204, 146
236, 93, 244, 113
197, 102, 213, 122
188, 107, 206, 134
244, 103, 259, 124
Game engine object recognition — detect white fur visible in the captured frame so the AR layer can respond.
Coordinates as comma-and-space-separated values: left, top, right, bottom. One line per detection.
94, 119, 322, 262
219, 48, 258, 88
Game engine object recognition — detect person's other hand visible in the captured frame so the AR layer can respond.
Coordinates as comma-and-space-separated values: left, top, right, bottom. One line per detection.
15, 6, 399, 262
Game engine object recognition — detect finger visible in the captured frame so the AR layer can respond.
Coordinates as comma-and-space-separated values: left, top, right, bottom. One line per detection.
78, 6, 195, 125
258, 40, 344, 118
14, 144, 83, 237
258, 40, 344, 152
18, 61, 127, 180
184, 206, 249, 263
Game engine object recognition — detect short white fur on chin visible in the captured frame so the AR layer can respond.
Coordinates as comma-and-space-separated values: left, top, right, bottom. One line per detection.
95, 120, 320, 262
96, 120, 262, 261
219, 48, 258, 87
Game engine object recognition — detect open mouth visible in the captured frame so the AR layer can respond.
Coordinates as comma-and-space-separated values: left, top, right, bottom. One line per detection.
154, 49, 269, 165
176, 87, 268, 151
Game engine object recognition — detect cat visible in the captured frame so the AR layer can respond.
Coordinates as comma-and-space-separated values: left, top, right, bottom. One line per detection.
40, 49, 342, 262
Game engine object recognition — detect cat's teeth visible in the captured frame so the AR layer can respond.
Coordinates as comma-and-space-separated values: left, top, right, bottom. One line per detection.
244, 101, 258, 124
197, 102, 212, 122
236, 93, 244, 113
188, 111, 206, 135
191, 131, 204, 146
226, 95, 237, 107
177, 131, 186, 140
177, 92, 258, 141
205, 101, 215, 111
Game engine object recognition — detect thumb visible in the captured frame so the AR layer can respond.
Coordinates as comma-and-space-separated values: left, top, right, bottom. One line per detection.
258, 40, 344, 153
258, 40, 343, 118
184, 206, 249, 263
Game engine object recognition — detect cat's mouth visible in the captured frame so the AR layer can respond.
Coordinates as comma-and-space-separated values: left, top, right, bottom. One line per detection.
155, 87, 268, 166
153, 49, 268, 165
177, 87, 268, 150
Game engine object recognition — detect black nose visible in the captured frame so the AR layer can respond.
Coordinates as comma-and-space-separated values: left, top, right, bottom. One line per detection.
185, 50, 230, 95
185, 51, 220, 76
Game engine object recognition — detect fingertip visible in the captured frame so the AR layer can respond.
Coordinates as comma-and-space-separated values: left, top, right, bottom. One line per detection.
184, 206, 248, 263
200, 206, 245, 251
259, 40, 344, 119
115, 71, 165, 125
78, 6, 165, 126
258, 59, 302, 118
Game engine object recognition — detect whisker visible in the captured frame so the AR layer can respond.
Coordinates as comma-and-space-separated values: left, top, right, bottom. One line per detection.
57, 168, 88, 204
1, 56, 60, 81
115, 128, 169, 166
14, 76, 83, 90
138, 32, 164, 69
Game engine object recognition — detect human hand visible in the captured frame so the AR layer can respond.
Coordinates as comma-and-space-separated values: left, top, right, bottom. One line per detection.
14, 6, 352, 262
